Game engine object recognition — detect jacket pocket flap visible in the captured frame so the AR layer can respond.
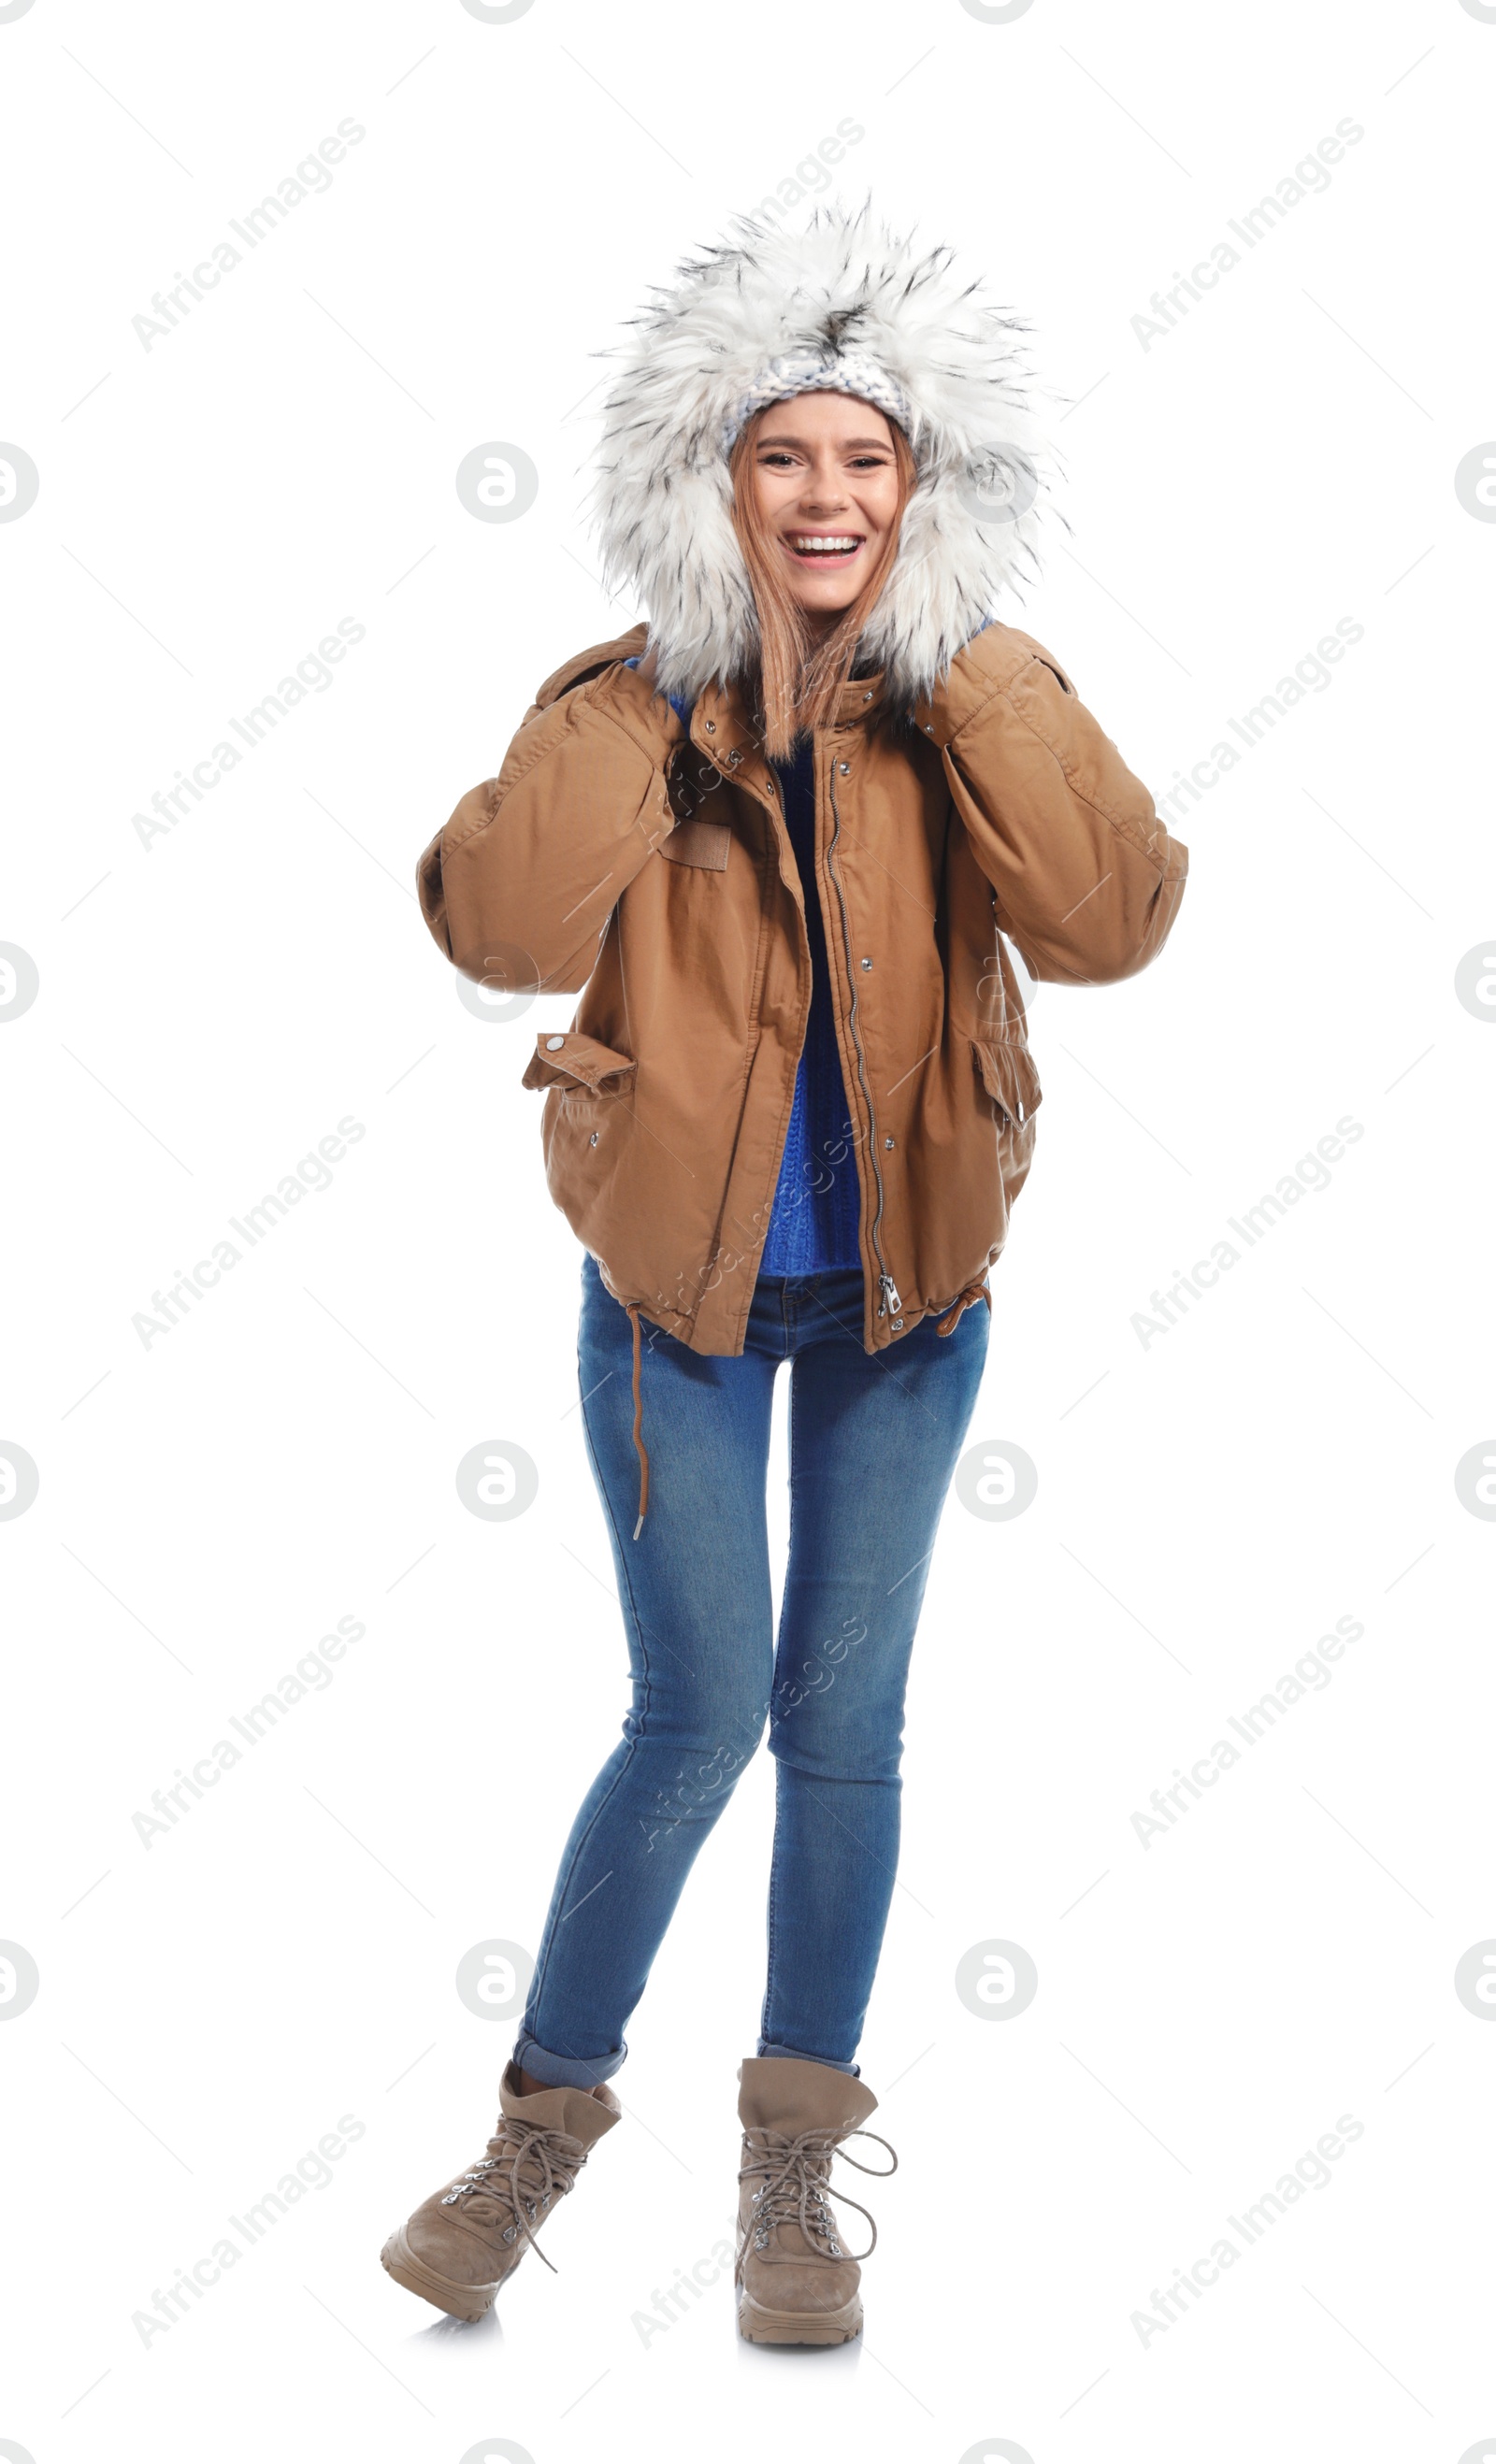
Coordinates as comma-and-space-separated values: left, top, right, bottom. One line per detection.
521, 1032, 638, 1096
971, 1037, 1043, 1125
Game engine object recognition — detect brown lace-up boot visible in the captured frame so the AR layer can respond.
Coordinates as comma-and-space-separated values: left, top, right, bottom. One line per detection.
381, 2060, 620, 2321
735, 2056, 897, 2344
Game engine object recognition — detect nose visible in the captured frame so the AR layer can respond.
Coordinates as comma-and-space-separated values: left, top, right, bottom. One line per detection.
798, 452, 850, 514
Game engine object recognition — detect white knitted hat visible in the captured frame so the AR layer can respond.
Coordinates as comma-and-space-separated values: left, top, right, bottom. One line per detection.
721, 343, 913, 454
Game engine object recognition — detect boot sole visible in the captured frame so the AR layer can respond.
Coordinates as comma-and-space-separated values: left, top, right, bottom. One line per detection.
380, 2223, 505, 2323
737, 2289, 863, 2345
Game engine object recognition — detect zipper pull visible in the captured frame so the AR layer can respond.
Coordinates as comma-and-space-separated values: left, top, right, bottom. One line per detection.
878, 1272, 902, 1317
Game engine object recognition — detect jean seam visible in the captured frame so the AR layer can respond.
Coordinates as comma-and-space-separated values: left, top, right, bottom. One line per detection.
762, 1767, 785, 2054
760, 1338, 805, 2049
523, 1340, 655, 2048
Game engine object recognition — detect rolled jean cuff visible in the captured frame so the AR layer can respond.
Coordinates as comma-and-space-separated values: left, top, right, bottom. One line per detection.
756, 2039, 860, 2079
511, 2028, 627, 2091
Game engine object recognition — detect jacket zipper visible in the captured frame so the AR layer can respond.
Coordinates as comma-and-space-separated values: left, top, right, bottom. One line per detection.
825, 752, 901, 1324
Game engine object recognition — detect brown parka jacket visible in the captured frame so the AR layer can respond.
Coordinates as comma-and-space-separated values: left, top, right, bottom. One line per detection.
417, 618, 1188, 1529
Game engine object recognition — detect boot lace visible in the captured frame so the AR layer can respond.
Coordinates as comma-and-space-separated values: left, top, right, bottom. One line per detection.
439, 2120, 588, 2273
736, 2124, 898, 2282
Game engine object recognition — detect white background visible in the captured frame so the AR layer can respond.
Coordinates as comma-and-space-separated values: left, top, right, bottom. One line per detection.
3, 1, 1493, 2459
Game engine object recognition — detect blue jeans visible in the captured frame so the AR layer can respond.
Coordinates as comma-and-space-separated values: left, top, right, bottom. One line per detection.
512, 1251, 989, 2086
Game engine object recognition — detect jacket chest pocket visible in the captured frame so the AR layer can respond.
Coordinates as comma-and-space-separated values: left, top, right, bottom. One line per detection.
521, 1031, 638, 1100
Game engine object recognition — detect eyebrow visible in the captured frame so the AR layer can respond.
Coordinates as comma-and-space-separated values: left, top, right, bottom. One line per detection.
755, 432, 894, 451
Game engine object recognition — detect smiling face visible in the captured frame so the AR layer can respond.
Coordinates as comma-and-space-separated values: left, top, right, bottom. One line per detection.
747, 392, 902, 637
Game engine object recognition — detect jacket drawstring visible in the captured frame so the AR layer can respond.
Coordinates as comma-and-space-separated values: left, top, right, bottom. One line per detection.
934, 1278, 992, 1339
624, 1301, 651, 1539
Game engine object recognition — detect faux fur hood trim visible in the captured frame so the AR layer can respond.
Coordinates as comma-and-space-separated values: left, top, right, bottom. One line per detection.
586, 202, 1058, 716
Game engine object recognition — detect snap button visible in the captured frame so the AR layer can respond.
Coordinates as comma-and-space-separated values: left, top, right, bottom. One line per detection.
860, 956, 872, 970
884, 1136, 895, 1150
705, 720, 715, 733
545, 1035, 566, 1051
863, 690, 873, 702
726, 748, 741, 766
924, 723, 935, 735
838, 760, 851, 774
891, 1318, 904, 1330
590, 1130, 599, 1146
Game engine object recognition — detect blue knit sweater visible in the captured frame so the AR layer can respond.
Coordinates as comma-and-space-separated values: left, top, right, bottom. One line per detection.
756, 732, 861, 1271
627, 661, 861, 1272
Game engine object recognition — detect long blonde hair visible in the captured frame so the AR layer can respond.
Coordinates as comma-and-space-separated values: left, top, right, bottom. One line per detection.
728, 406, 917, 760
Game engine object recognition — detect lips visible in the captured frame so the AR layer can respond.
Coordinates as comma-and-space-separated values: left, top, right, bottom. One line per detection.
784, 532, 865, 565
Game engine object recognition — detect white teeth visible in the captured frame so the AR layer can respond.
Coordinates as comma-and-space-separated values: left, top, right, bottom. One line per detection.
789, 536, 861, 553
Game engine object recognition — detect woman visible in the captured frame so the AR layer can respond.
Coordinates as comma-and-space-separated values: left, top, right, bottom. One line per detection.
382, 205, 1189, 2343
